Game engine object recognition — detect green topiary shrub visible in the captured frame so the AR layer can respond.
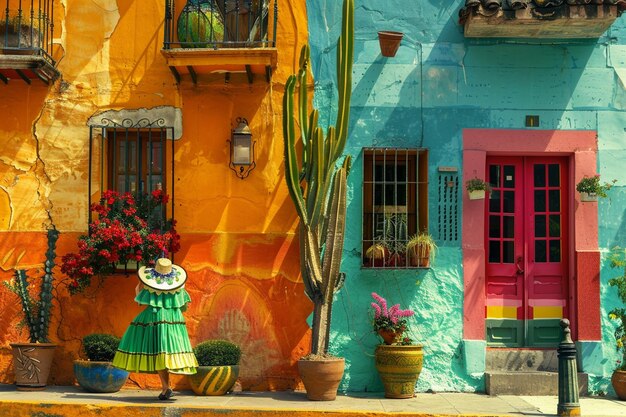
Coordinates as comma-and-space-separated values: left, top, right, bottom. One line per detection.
82, 333, 121, 362
194, 340, 241, 366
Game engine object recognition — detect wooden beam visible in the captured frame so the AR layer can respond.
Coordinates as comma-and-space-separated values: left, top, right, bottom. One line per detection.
265, 66, 272, 83
0, 73, 8, 84
15, 69, 31, 85
245, 65, 253, 84
33, 68, 50, 85
168, 66, 181, 84
187, 66, 197, 84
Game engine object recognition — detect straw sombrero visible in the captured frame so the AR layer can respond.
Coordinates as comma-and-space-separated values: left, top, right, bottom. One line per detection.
138, 258, 187, 291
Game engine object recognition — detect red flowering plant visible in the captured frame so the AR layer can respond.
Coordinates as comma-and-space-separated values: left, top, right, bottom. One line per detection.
370, 292, 415, 345
61, 189, 180, 294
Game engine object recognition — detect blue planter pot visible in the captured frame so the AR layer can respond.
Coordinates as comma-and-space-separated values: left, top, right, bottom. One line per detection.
74, 360, 129, 393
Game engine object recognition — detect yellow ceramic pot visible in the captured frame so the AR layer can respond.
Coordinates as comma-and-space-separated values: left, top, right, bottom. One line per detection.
374, 344, 423, 399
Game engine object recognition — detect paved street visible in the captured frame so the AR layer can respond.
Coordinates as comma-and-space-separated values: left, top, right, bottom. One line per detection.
1, 385, 625, 416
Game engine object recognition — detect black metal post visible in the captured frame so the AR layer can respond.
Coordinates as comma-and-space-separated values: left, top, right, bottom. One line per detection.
557, 318, 581, 416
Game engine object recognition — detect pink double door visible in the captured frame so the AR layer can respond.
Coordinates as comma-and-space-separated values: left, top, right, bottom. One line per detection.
485, 156, 569, 347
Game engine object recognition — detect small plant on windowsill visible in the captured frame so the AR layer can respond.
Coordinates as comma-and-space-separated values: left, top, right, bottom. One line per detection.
576, 175, 617, 202
465, 177, 491, 200
406, 232, 437, 268
365, 241, 389, 267
60, 189, 180, 294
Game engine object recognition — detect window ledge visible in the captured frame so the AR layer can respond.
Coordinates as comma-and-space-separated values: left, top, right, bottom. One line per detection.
460, 3, 621, 39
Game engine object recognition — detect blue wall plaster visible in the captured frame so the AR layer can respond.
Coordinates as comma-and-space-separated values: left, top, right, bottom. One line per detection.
305, 0, 626, 394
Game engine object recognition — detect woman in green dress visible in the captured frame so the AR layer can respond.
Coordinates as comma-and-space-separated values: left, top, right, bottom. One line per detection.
112, 258, 198, 400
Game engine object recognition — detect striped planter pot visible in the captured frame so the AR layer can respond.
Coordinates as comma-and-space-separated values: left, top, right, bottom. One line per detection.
188, 365, 239, 396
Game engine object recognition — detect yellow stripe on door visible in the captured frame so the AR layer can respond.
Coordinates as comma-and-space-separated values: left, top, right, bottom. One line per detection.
486, 306, 518, 319
533, 306, 563, 319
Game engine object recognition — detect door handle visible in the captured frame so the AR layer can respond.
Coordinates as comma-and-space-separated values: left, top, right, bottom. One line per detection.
516, 256, 524, 275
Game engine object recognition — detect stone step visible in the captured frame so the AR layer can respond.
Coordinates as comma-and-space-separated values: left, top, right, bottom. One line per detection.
486, 348, 558, 372
485, 371, 588, 396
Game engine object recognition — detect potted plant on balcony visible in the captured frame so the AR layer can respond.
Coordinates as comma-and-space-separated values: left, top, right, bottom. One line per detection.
282, 0, 354, 401
607, 247, 626, 399
188, 339, 241, 396
74, 333, 129, 393
465, 177, 491, 200
370, 292, 423, 399
575, 175, 617, 202
406, 232, 437, 268
177, 1, 224, 48
61, 189, 180, 294
4, 228, 59, 390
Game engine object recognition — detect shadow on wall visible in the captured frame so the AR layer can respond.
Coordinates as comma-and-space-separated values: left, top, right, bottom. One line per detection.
598, 192, 626, 249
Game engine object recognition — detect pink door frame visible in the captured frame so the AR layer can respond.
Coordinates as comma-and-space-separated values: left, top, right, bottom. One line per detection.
462, 129, 600, 342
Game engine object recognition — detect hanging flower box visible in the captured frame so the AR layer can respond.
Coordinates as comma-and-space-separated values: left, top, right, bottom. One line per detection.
579, 192, 598, 203
576, 175, 616, 202
468, 190, 486, 200
466, 177, 491, 201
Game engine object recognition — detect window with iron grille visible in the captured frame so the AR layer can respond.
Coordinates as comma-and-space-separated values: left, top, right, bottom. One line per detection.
362, 148, 428, 268
88, 121, 175, 221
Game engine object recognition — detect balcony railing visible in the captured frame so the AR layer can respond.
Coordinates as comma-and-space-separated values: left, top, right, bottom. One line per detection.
163, 0, 277, 50
1, 0, 54, 62
0, 0, 58, 84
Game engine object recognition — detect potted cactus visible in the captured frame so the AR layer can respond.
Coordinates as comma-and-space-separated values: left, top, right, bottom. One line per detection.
282, 0, 354, 401
3, 228, 59, 390
74, 333, 129, 393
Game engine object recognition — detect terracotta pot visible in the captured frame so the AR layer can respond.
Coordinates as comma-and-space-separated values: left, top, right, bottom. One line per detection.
298, 357, 345, 401
11, 343, 56, 390
612, 370, 626, 400
378, 31, 403, 57
409, 244, 430, 268
74, 360, 129, 393
377, 329, 400, 345
386, 252, 406, 268
188, 365, 239, 395
375, 344, 423, 399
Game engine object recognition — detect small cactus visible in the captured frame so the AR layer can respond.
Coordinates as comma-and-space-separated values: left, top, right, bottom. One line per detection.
4, 228, 59, 343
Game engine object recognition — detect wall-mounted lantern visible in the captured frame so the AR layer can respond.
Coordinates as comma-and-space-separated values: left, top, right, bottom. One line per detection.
228, 118, 256, 179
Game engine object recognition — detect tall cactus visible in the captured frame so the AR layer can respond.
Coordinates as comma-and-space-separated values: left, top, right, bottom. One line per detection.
282, 0, 354, 355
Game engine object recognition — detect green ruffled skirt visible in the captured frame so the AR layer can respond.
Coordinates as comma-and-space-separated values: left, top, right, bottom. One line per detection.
112, 288, 197, 374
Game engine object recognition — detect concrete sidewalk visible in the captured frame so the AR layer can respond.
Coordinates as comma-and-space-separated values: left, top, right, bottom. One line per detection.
0, 385, 625, 417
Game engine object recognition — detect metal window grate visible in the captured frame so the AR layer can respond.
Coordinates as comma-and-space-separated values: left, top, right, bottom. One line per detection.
438, 173, 459, 244
362, 148, 428, 269
88, 119, 175, 223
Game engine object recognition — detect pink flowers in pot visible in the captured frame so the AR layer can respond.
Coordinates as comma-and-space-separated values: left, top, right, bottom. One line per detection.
370, 292, 415, 345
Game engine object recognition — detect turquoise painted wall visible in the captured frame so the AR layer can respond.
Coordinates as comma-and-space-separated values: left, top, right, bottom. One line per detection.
305, 0, 626, 394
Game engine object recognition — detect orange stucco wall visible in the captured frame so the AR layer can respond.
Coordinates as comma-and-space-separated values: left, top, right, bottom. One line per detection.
0, 0, 312, 390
